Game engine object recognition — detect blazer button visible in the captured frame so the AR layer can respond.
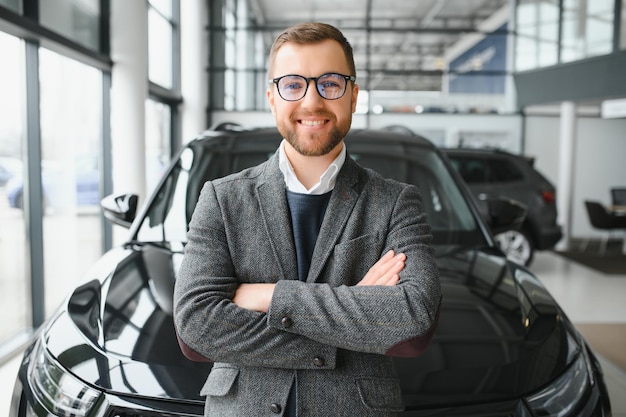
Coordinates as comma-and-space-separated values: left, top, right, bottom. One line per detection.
269, 403, 282, 413
281, 317, 293, 328
313, 357, 325, 367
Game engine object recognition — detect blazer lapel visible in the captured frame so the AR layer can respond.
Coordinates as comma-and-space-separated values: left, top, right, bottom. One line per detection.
256, 153, 299, 282
308, 156, 361, 283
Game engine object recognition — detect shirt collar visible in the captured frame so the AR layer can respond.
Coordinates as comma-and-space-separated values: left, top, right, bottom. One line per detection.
278, 139, 346, 195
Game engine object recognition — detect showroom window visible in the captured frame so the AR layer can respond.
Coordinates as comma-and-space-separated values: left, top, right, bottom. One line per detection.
561, 0, 614, 62
145, 99, 171, 193
39, 0, 101, 51
0, 0, 20, 12
201, 1, 259, 111
515, 0, 620, 69
148, 0, 174, 88
147, 0, 181, 186
621, 0, 626, 49
515, 0, 560, 71
38, 49, 104, 318
0, 31, 31, 346
0, 1, 112, 355
223, 0, 236, 110
209, 0, 512, 114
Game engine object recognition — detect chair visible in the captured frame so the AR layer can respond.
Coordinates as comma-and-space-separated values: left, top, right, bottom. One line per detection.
611, 188, 626, 207
581, 200, 626, 254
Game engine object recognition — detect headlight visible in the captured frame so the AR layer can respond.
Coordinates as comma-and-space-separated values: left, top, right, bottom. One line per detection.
27, 339, 101, 417
524, 352, 590, 416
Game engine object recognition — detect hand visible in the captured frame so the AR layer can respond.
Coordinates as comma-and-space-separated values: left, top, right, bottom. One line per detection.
357, 250, 406, 287
233, 283, 275, 313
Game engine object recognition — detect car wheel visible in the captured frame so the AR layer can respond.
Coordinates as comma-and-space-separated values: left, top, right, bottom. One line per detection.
494, 228, 534, 266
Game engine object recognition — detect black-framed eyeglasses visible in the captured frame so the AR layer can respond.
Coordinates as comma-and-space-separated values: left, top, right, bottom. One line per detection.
268, 73, 356, 101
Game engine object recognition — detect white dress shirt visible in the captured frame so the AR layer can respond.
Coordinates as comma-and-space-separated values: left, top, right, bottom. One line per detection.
278, 139, 346, 195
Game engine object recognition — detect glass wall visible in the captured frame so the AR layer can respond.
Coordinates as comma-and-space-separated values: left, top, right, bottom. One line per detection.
1, 1, 110, 349
0, 0, 20, 12
516, 0, 618, 70
621, 0, 626, 49
38, 49, 104, 317
148, 0, 174, 88
145, 99, 171, 192
221, 0, 260, 111
209, 0, 512, 114
0, 32, 30, 345
147, 0, 180, 184
516, 0, 560, 71
39, 0, 101, 50
561, 0, 614, 62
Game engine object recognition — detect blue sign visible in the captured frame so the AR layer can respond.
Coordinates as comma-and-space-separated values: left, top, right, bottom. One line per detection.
448, 23, 508, 94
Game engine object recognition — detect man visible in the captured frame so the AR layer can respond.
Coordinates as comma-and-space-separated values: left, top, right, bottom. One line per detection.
173, 22, 441, 417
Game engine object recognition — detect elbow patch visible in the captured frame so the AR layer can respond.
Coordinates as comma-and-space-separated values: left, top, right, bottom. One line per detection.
385, 303, 441, 358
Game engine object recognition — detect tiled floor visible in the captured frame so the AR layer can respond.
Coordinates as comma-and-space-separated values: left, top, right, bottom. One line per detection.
1, 251, 625, 417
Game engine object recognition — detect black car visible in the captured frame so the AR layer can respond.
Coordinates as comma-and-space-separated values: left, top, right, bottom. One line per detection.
9, 127, 610, 417
442, 148, 563, 266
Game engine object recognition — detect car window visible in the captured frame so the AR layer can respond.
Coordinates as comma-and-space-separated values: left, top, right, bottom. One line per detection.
449, 156, 523, 184
350, 149, 477, 238
136, 143, 275, 244
487, 159, 524, 182
135, 138, 481, 247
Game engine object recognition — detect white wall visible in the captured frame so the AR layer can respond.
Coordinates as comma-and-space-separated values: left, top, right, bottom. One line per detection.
525, 114, 626, 238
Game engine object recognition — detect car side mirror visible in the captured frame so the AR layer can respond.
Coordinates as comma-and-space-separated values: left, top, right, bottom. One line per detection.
101, 193, 138, 228
484, 197, 527, 235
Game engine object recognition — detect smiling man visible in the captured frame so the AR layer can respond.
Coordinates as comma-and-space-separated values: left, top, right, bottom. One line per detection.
174, 22, 441, 417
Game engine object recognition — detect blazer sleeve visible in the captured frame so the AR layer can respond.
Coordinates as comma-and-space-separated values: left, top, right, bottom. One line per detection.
266, 183, 441, 357
173, 181, 338, 370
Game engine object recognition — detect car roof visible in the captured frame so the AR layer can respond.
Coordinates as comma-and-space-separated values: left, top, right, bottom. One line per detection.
190, 125, 437, 150
441, 147, 535, 165
441, 147, 516, 156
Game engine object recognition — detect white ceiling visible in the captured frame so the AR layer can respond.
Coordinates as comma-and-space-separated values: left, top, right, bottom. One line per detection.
251, 0, 511, 91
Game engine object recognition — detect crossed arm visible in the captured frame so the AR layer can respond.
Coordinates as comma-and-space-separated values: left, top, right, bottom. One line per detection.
174, 180, 440, 365
233, 250, 406, 313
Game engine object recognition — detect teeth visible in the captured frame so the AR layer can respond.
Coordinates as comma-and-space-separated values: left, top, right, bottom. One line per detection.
301, 120, 325, 126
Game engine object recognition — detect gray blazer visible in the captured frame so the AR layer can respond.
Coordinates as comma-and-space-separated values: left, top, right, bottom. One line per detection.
173, 151, 441, 417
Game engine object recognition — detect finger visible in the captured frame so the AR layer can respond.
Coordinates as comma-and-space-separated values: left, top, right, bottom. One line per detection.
378, 273, 400, 287
359, 252, 406, 286
358, 250, 395, 286
371, 251, 402, 275
373, 260, 404, 285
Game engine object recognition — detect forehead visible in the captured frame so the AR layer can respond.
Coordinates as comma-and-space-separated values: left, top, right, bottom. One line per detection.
272, 39, 350, 77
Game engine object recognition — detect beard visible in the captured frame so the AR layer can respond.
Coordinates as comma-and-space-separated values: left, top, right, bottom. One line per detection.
278, 112, 352, 157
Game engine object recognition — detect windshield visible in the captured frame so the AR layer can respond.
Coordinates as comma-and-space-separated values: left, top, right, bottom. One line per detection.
135, 135, 483, 248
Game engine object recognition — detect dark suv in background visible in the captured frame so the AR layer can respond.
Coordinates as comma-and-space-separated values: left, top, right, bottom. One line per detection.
442, 148, 563, 266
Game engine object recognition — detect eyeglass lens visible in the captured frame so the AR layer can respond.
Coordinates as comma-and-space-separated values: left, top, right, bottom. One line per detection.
277, 73, 348, 101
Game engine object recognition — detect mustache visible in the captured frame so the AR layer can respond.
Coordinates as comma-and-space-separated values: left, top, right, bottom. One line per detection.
291, 111, 333, 120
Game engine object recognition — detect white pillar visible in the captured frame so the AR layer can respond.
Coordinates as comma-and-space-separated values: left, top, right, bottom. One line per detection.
110, 0, 148, 204
181, 0, 209, 142
556, 101, 577, 251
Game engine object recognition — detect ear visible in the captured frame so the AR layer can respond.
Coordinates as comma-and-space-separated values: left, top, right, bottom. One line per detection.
351, 83, 359, 113
267, 87, 276, 115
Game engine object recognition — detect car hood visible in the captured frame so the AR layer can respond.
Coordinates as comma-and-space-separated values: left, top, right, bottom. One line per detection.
43, 244, 573, 408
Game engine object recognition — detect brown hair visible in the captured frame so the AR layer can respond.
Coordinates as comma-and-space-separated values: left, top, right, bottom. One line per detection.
267, 22, 356, 79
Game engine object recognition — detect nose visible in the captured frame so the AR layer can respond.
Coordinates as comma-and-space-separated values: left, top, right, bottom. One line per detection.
301, 79, 324, 106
